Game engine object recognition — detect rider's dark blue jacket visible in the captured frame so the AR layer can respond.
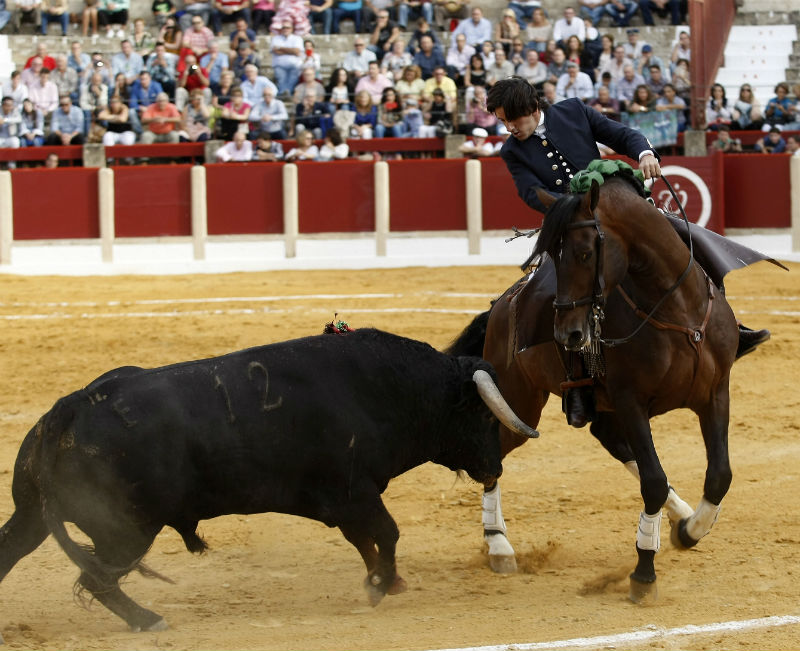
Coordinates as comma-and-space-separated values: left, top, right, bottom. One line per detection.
499, 98, 656, 214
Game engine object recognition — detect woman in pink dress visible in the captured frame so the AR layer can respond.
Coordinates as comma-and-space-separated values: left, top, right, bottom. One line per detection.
269, 0, 310, 35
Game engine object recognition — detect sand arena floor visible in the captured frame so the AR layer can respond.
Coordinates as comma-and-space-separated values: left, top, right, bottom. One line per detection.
0, 262, 797, 650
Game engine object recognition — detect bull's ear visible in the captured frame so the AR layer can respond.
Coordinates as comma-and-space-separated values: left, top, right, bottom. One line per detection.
536, 187, 558, 209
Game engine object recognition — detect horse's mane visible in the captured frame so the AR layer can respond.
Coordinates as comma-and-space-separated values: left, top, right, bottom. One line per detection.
530, 174, 648, 261
531, 193, 583, 259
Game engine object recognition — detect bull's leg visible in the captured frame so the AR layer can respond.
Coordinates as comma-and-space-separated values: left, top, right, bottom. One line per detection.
77, 529, 167, 632
672, 392, 732, 549
77, 570, 167, 633
340, 500, 403, 607
0, 509, 49, 582
0, 440, 49, 581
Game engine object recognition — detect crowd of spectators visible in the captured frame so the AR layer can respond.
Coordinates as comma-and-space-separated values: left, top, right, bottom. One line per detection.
0, 1, 798, 164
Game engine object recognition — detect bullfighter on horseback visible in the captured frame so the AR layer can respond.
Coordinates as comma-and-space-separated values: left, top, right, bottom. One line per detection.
486, 76, 770, 427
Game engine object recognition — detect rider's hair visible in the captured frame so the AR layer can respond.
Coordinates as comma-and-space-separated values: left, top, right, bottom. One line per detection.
486, 77, 541, 121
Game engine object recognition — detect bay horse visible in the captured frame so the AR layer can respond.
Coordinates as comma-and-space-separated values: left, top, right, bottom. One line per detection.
449, 175, 740, 601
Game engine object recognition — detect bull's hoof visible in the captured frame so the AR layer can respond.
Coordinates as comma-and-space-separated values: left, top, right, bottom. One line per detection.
129, 617, 168, 633
485, 532, 517, 574
387, 575, 407, 595
364, 574, 387, 607
670, 518, 699, 550
628, 576, 658, 604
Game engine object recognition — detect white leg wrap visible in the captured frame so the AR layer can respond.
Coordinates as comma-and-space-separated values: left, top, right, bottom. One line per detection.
482, 483, 507, 535
665, 486, 694, 523
636, 511, 662, 552
685, 497, 721, 542
624, 460, 640, 481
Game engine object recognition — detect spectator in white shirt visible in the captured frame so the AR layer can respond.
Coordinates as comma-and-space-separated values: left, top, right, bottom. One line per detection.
552, 6, 585, 48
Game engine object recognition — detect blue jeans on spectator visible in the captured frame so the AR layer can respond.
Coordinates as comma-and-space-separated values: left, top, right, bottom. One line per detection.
211, 7, 251, 34
396, 2, 432, 29
580, 5, 606, 26
332, 7, 362, 33
508, 1, 538, 29
638, 0, 680, 25
273, 63, 301, 95
0, 8, 10, 32
375, 123, 405, 138
309, 7, 332, 34
605, 0, 638, 26
21, 134, 44, 147
41, 10, 68, 34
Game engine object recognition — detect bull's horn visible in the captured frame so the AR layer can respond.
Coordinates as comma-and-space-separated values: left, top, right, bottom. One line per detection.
473, 370, 539, 439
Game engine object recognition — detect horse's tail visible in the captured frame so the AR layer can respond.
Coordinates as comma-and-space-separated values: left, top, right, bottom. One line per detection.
445, 307, 492, 358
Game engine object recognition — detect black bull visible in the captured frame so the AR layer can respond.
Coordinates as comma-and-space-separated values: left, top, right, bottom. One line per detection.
0, 328, 536, 633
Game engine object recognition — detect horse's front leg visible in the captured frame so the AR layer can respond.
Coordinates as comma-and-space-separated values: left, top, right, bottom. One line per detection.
673, 384, 732, 549
482, 480, 517, 573
619, 406, 669, 603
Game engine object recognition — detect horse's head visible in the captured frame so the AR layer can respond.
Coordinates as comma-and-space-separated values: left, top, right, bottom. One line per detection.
533, 180, 627, 350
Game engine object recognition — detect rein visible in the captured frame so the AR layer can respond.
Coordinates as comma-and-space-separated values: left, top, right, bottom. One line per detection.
553, 175, 695, 348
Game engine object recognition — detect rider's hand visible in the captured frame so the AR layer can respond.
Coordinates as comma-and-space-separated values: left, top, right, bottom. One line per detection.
639, 153, 661, 181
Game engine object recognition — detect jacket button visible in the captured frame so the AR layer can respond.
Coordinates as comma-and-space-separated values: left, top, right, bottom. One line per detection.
541, 140, 547, 146
547, 152, 553, 158
555, 179, 563, 185
552, 164, 558, 170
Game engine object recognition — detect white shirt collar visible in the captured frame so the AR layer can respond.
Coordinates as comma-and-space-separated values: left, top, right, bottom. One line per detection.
534, 110, 546, 136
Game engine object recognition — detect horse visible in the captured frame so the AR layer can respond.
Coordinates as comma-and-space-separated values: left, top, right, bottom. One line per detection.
448, 174, 742, 602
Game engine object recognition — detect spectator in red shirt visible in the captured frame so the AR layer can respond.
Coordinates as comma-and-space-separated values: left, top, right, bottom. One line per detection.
25, 43, 57, 71
175, 53, 211, 109
140, 91, 181, 142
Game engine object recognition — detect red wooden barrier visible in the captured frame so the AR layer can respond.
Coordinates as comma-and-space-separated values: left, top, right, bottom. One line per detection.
722, 153, 791, 229
11, 167, 99, 240
114, 165, 192, 237
480, 157, 540, 231
388, 159, 467, 231
296, 160, 375, 233
206, 163, 284, 235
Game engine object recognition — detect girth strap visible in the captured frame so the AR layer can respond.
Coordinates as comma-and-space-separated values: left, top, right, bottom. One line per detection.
616, 277, 716, 406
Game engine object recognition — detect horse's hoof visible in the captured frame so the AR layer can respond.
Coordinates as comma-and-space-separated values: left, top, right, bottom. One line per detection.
387, 575, 407, 595
485, 532, 517, 573
628, 577, 658, 604
670, 517, 699, 550
488, 554, 517, 573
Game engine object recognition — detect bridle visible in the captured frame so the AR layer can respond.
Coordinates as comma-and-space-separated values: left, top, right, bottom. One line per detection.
551, 176, 695, 348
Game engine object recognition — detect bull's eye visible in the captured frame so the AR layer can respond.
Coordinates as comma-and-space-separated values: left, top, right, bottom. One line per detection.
579, 250, 592, 263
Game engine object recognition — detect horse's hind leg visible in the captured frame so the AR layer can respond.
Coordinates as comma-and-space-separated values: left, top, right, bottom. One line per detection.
672, 389, 732, 549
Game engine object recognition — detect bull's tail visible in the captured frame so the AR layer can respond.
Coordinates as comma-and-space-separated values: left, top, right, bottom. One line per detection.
37, 396, 172, 599
444, 308, 492, 358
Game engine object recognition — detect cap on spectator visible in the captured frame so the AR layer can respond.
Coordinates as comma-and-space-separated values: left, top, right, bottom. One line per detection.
405, 97, 419, 106
238, 40, 250, 50
627, 28, 639, 34
642, 44, 653, 53
472, 127, 488, 138
566, 61, 578, 69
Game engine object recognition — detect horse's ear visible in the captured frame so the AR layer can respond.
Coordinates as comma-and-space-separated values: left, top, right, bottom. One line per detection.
536, 187, 558, 209
581, 179, 600, 214
589, 179, 600, 212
